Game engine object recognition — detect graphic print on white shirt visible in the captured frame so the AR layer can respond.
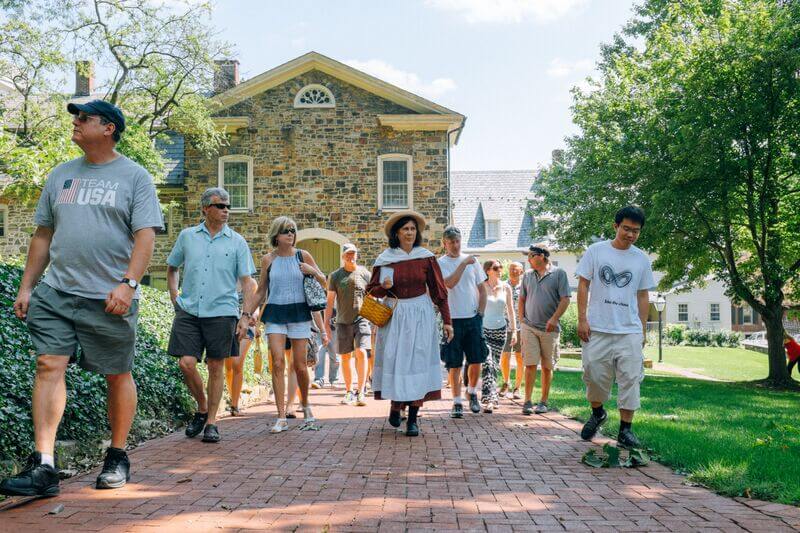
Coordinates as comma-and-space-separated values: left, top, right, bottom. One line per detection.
575, 240, 656, 334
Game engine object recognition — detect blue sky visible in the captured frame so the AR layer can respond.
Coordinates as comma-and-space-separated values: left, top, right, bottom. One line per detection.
210, 0, 638, 171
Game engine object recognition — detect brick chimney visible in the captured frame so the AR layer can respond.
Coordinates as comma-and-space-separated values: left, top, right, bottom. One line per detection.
213, 59, 239, 94
75, 60, 94, 97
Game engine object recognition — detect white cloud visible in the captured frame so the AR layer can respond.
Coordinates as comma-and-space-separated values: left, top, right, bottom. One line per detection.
546, 57, 594, 78
344, 59, 457, 99
426, 0, 588, 24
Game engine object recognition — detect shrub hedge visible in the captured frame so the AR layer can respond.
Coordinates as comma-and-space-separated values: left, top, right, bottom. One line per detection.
0, 261, 197, 468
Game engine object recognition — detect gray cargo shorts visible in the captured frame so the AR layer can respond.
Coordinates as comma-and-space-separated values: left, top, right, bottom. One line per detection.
26, 283, 138, 375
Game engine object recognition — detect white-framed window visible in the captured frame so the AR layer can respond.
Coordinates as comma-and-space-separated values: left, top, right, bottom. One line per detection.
0, 204, 6, 238
218, 155, 253, 212
710, 303, 720, 322
742, 305, 754, 324
377, 154, 413, 210
293, 84, 335, 108
678, 303, 689, 322
485, 219, 500, 240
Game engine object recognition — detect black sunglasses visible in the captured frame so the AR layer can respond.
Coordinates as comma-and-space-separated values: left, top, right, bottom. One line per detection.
209, 203, 230, 210
279, 227, 297, 235
73, 113, 102, 123
491, 265, 502, 271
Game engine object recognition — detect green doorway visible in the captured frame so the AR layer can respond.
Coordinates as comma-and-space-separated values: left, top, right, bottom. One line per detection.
296, 238, 340, 275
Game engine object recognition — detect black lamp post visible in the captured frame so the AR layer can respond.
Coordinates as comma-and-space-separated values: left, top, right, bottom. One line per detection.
655, 293, 667, 363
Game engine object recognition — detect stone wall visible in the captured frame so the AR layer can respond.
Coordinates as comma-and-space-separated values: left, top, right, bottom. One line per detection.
173, 70, 450, 271
0, 201, 35, 258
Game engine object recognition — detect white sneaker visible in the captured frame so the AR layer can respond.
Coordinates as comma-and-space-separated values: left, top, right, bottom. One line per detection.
341, 391, 354, 405
356, 391, 367, 406
303, 406, 315, 422
270, 418, 288, 433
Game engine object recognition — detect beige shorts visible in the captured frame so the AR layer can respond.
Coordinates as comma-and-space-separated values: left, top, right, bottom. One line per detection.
520, 323, 559, 369
581, 331, 645, 411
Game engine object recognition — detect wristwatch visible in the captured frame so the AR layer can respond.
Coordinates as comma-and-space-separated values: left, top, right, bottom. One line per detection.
242, 311, 253, 319
121, 277, 138, 289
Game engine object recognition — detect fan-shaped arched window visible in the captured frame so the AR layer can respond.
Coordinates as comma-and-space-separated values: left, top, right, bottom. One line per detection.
293, 84, 335, 108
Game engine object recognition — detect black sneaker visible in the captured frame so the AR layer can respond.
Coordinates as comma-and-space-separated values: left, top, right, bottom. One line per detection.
0, 452, 60, 497
405, 421, 419, 437
450, 403, 464, 418
617, 427, 641, 449
469, 393, 481, 413
185, 412, 208, 438
388, 410, 402, 428
202, 424, 221, 443
96, 447, 130, 489
580, 410, 608, 441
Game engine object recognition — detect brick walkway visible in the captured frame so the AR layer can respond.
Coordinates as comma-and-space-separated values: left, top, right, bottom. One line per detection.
4, 386, 799, 532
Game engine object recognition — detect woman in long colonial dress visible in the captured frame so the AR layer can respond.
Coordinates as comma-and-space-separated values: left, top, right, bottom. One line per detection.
366, 210, 454, 436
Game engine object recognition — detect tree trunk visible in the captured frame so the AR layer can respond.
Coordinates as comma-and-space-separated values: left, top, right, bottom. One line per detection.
763, 306, 791, 387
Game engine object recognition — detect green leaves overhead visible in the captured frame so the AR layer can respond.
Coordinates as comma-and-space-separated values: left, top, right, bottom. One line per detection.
534, 0, 800, 385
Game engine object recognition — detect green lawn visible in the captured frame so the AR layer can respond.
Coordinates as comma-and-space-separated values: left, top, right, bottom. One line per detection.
543, 370, 800, 505
555, 345, 770, 381
642, 345, 769, 381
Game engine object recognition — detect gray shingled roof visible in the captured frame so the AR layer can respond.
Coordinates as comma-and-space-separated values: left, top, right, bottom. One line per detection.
451, 170, 538, 252
155, 131, 185, 185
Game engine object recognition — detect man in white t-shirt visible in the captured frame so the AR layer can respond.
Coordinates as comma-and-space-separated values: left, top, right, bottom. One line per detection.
575, 205, 655, 449
438, 226, 488, 418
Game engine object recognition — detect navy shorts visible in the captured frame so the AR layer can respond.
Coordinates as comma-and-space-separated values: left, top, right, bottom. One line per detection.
440, 314, 488, 369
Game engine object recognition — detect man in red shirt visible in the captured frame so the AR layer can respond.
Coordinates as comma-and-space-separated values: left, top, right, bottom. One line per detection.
785, 331, 800, 377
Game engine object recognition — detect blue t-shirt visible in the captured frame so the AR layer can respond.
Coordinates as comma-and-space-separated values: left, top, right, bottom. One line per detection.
167, 222, 256, 318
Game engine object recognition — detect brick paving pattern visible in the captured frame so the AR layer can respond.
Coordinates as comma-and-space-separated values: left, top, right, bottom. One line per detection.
3, 386, 799, 532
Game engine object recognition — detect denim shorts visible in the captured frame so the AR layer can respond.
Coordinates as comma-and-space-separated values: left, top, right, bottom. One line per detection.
440, 314, 488, 369
264, 320, 312, 339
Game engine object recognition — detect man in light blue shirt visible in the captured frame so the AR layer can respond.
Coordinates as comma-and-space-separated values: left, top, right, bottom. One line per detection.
166, 187, 256, 444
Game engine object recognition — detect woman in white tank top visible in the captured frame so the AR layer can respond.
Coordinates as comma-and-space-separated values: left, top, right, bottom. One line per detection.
480, 259, 517, 412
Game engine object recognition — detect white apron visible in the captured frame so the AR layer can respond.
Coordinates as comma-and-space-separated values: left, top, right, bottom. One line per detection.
373, 293, 442, 402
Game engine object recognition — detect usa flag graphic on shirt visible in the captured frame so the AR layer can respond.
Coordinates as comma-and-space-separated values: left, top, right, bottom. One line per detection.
56, 178, 81, 204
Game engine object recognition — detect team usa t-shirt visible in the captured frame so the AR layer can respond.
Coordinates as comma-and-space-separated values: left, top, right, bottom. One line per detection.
34, 155, 163, 300
575, 240, 656, 334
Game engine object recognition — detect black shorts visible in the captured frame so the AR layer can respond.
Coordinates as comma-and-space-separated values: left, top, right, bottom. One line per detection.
168, 307, 239, 361
440, 314, 488, 369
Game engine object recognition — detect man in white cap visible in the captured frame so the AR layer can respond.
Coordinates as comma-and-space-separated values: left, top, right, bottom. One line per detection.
324, 243, 373, 405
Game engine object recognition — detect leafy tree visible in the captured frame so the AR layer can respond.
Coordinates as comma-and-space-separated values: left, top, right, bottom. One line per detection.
0, 0, 230, 202
534, 0, 800, 386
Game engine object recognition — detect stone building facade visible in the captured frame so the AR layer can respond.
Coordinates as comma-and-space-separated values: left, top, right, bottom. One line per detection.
149, 52, 465, 285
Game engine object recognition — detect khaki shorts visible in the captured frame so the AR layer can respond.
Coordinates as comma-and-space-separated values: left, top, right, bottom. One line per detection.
520, 323, 559, 369
581, 331, 645, 411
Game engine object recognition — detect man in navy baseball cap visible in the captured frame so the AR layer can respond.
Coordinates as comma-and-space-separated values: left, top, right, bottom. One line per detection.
67, 100, 126, 142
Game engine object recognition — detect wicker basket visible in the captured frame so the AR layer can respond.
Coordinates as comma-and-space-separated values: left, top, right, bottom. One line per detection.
359, 290, 397, 327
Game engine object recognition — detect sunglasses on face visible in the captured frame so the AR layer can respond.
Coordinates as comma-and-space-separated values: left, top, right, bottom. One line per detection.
73, 113, 102, 123
209, 203, 230, 210
491, 265, 502, 271
279, 227, 297, 235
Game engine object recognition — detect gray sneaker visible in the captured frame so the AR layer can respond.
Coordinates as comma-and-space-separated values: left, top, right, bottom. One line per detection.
522, 401, 534, 415
534, 402, 549, 414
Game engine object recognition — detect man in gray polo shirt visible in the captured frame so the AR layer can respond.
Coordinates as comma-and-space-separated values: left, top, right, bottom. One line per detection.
518, 243, 571, 415
3, 100, 163, 497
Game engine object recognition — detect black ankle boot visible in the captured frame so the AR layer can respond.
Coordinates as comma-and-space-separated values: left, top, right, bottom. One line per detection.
406, 407, 420, 436
388, 409, 401, 428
